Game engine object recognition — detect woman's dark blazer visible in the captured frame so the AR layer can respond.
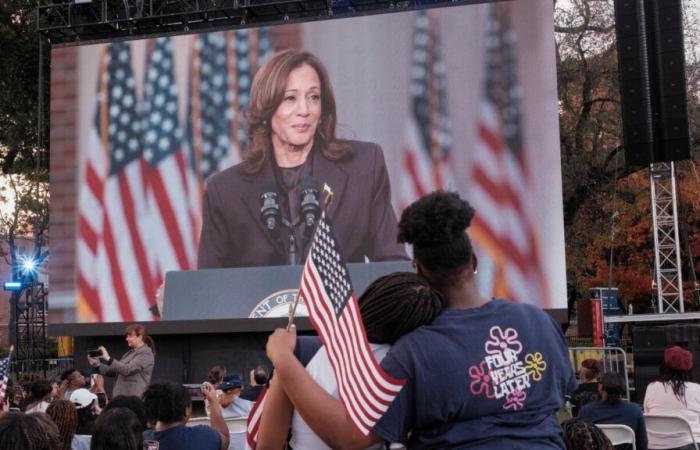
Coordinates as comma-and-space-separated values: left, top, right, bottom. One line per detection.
197, 140, 407, 269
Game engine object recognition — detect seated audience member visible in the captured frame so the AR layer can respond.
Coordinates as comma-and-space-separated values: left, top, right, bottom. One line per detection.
572, 358, 602, 416
265, 191, 577, 449
258, 271, 443, 450
644, 346, 700, 449
0, 411, 61, 450
22, 379, 53, 413
60, 368, 88, 400
90, 407, 143, 450
206, 365, 227, 388
142, 381, 229, 450
579, 373, 647, 450
6, 382, 23, 411
46, 399, 83, 450
561, 418, 614, 450
70, 388, 100, 435
206, 373, 249, 418
240, 365, 268, 403
102, 395, 148, 431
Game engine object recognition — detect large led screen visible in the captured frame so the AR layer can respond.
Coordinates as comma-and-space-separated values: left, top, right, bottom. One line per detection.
49, 0, 566, 322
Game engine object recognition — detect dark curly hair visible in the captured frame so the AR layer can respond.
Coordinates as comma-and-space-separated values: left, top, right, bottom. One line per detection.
91, 407, 144, 450
0, 412, 61, 450
398, 191, 476, 278
142, 381, 191, 425
359, 272, 443, 344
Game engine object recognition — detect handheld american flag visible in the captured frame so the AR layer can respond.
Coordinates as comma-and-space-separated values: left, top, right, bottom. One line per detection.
299, 212, 404, 435
244, 385, 268, 450
0, 353, 10, 406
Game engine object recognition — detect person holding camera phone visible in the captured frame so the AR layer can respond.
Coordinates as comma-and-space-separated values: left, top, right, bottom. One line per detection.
88, 324, 155, 398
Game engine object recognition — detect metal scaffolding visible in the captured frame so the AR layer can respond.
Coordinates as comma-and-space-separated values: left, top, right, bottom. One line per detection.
12, 281, 49, 374
37, 0, 487, 44
650, 162, 684, 313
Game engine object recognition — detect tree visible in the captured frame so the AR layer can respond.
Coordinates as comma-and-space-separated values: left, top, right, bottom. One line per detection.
0, 0, 49, 176
0, 175, 49, 277
555, 0, 700, 312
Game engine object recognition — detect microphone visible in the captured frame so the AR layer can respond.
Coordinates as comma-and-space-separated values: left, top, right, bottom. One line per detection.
300, 176, 321, 237
260, 180, 281, 233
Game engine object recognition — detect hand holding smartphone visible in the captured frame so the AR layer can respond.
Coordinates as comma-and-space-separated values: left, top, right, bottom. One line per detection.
87, 349, 103, 358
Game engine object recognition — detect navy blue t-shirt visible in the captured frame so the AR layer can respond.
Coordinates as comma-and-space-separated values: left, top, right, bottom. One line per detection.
579, 400, 648, 450
373, 299, 577, 449
143, 424, 221, 450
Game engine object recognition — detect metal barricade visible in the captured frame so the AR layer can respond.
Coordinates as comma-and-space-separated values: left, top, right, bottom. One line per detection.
568, 347, 631, 401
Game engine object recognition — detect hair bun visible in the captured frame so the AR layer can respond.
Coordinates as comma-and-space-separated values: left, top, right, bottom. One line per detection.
398, 191, 475, 246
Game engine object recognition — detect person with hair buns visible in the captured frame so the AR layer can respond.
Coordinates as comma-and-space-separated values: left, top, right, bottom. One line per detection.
266, 191, 576, 449
644, 346, 700, 449
579, 373, 647, 450
258, 272, 443, 450
88, 324, 155, 398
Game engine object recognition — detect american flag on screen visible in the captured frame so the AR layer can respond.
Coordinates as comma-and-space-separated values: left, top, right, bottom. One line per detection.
469, 4, 548, 305
299, 212, 404, 435
185, 29, 272, 243
187, 28, 272, 184
77, 43, 155, 322
142, 37, 197, 290
0, 355, 10, 405
244, 385, 268, 450
398, 10, 455, 208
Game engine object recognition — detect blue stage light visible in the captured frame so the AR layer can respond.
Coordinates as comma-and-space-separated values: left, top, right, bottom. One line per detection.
19, 256, 38, 276
3, 281, 24, 291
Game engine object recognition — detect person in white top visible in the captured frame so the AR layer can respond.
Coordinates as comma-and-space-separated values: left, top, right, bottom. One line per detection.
23, 379, 53, 413
644, 346, 700, 450
257, 272, 444, 450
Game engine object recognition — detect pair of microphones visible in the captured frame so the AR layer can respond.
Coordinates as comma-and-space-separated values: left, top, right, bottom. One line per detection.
259, 176, 321, 238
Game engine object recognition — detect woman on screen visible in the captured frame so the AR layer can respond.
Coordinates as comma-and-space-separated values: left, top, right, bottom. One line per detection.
197, 49, 406, 269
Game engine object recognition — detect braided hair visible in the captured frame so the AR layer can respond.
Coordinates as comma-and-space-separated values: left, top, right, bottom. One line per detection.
398, 191, 476, 287
46, 400, 78, 450
561, 418, 614, 450
0, 411, 61, 450
142, 381, 191, 426
359, 272, 443, 344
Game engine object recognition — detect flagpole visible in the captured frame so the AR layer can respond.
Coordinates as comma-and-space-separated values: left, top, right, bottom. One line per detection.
286, 184, 334, 331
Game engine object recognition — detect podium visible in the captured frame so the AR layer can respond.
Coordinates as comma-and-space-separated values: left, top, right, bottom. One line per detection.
49, 261, 411, 386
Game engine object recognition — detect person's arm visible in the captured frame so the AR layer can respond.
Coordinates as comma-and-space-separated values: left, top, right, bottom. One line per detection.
256, 378, 293, 450
267, 326, 382, 450
99, 346, 154, 377
203, 382, 230, 450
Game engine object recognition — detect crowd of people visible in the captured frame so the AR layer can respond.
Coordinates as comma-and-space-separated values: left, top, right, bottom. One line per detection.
0, 360, 267, 450
3, 191, 700, 450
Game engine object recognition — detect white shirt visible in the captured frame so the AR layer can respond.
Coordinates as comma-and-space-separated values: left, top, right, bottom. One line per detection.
289, 343, 390, 450
644, 381, 700, 448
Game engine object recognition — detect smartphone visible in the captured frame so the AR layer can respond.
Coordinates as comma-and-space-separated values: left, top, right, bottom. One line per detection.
87, 349, 102, 358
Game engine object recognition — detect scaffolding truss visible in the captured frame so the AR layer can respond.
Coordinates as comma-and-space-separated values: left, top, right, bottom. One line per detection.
650, 162, 684, 313
12, 282, 49, 373
37, 0, 487, 44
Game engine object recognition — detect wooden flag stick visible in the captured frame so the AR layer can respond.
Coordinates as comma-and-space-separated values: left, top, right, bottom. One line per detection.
286, 184, 334, 330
